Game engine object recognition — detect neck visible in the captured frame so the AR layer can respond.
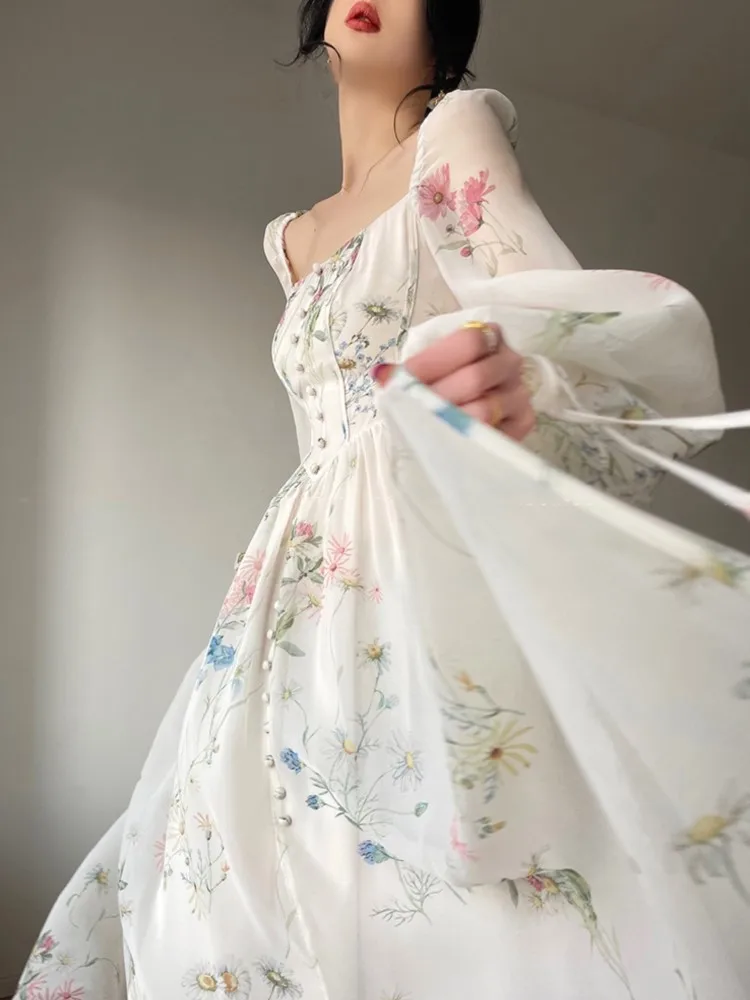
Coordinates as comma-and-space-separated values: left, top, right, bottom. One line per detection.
337, 84, 429, 193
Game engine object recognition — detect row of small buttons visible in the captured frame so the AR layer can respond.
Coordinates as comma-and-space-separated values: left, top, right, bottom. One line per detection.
292, 269, 328, 477
263, 607, 292, 826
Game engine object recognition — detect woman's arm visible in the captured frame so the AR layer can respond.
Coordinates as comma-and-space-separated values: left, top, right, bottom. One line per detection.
405, 89, 725, 504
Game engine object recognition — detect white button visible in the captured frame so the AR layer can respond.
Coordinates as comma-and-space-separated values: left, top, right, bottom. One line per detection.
266, 629, 275, 641
310, 465, 321, 475
262, 659, 273, 672
274, 600, 282, 612
262, 692, 271, 704
274, 787, 287, 800
292, 334, 300, 344
316, 412, 324, 422
263, 725, 271, 736
264, 755, 275, 768
278, 815, 293, 827
307, 386, 317, 397
312, 262, 323, 275
317, 438, 327, 449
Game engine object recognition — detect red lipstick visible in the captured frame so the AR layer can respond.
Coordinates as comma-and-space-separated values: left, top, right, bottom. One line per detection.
346, 2, 381, 33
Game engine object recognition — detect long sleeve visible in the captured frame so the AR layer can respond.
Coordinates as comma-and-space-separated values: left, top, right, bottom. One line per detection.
407, 89, 725, 504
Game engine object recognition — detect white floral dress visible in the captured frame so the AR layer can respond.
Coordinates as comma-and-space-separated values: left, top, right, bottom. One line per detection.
15, 89, 750, 1000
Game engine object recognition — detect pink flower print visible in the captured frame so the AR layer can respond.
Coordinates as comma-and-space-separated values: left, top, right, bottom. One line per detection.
52, 983, 85, 1000
460, 246, 474, 258
323, 535, 353, 584
418, 164, 457, 220
527, 874, 545, 893
220, 549, 264, 616
39, 934, 57, 955
295, 521, 314, 539
458, 169, 496, 236
644, 272, 674, 291
368, 585, 383, 604
449, 817, 478, 862
220, 576, 256, 617
154, 838, 166, 872
248, 550, 265, 575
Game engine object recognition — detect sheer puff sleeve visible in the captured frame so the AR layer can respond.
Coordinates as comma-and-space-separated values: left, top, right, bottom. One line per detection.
406, 88, 726, 505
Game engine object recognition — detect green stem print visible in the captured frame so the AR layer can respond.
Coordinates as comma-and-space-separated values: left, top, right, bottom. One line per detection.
16, 911, 123, 1000
505, 853, 635, 999
430, 657, 536, 809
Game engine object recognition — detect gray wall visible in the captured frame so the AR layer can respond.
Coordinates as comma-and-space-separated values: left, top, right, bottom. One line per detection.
1, 1, 748, 990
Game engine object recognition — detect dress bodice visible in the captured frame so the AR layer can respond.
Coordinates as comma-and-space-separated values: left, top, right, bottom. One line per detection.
264, 192, 459, 477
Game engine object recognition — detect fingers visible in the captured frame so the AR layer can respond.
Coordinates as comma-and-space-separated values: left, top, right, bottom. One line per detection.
430, 349, 523, 406
462, 384, 532, 426
499, 409, 537, 441
404, 323, 503, 385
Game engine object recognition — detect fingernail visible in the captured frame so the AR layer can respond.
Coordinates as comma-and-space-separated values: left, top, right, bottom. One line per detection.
371, 363, 395, 386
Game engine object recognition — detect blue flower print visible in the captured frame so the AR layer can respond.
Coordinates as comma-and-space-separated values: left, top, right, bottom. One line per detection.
306, 795, 324, 811
280, 748, 303, 774
206, 634, 236, 670
357, 841, 391, 865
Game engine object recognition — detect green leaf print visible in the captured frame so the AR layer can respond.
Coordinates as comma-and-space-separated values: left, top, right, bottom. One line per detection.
505, 878, 520, 908
438, 239, 472, 253
277, 641, 305, 658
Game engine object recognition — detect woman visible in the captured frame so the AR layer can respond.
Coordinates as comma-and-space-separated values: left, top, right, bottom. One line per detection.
15, 1, 750, 998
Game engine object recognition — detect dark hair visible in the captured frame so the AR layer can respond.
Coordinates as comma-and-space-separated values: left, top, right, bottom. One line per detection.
291, 0, 481, 108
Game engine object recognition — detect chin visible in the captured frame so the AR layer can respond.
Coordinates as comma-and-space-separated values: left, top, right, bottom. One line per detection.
326, 33, 402, 85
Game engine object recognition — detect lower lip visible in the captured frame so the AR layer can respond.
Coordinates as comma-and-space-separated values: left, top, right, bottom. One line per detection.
346, 17, 380, 32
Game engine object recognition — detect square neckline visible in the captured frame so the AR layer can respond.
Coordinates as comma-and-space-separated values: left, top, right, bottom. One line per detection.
275, 90, 461, 296
279, 191, 411, 295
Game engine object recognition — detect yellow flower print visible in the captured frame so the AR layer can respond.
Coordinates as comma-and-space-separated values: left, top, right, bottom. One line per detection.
325, 727, 371, 769
452, 718, 537, 802
183, 959, 252, 999
661, 552, 749, 592
483, 719, 537, 777
456, 670, 479, 692
389, 734, 425, 791
217, 960, 252, 997
358, 638, 392, 674
82, 864, 110, 890
675, 792, 750, 904
256, 959, 303, 998
182, 965, 218, 997
279, 681, 302, 707
620, 404, 649, 425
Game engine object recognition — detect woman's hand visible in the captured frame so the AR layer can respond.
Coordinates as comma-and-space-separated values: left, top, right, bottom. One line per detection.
373, 322, 536, 441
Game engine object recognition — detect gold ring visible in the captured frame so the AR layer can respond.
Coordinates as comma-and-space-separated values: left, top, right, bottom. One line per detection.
489, 394, 504, 427
463, 320, 500, 354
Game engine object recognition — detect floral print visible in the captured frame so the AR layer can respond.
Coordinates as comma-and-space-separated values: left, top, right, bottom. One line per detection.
506, 854, 635, 997
417, 163, 457, 221
675, 793, 750, 904
182, 959, 252, 999
419, 163, 525, 271
15, 87, 746, 1000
